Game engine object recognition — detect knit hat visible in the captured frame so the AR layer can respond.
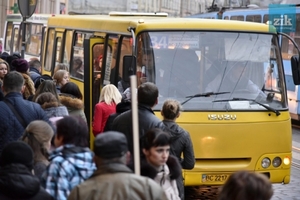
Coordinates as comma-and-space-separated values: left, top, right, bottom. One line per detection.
12, 58, 29, 73
0, 141, 34, 170
94, 131, 128, 159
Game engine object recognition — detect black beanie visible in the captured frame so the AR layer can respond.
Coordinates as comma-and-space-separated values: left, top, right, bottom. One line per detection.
0, 141, 34, 170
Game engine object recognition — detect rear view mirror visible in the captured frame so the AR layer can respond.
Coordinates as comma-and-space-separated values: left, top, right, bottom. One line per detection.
123, 55, 136, 82
291, 55, 300, 85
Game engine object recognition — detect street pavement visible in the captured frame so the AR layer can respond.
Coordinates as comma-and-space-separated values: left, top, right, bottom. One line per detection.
272, 138, 300, 200
271, 166, 300, 200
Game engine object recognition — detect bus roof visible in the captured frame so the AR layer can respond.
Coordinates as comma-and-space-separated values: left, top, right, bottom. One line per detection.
47, 14, 277, 34
6, 13, 51, 24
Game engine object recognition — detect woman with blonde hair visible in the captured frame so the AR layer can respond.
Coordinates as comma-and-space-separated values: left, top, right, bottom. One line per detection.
92, 84, 122, 136
53, 69, 69, 93
0, 59, 9, 100
21, 120, 54, 178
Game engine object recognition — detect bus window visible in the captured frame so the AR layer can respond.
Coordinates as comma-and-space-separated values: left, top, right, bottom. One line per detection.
224, 16, 229, 20
118, 36, 133, 93
103, 35, 118, 85
71, 32, 85, 80
246, 15, 262, 23
263, 15, 269, 23
12, 26, 20, 53
63, 30, 73, 67
4, 22, 13, 52
44, 29, 55, 71
56, 37, 62, 63
230, 15, 244, 21
281, 14, 300, 61
26, 23, 44, 56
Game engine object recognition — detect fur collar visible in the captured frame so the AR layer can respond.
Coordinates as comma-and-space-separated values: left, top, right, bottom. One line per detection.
141, 155, 182, 180
59, 94, 84, 109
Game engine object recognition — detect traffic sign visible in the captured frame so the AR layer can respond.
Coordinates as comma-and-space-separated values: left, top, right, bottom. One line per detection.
18, 0, 37, 18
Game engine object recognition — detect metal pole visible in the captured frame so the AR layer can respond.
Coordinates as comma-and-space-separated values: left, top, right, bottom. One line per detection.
130, 75, 140, 175
21, 16, 26, 59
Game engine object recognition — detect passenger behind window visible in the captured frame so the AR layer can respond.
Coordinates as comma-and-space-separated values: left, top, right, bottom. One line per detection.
54, 63, 69, 75
71, 57, 84, 79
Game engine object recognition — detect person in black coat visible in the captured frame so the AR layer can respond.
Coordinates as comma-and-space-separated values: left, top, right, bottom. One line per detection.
112, 82, 165, 159
0, 141, 54, 200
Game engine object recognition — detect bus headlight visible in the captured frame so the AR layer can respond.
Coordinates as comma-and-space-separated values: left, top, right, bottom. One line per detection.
261, 158, 271, 168
272, 157, 282, 167
283, 157, 291, 165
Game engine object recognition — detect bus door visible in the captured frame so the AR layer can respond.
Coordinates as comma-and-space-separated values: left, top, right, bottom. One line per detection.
83, 37, 106, 146
43, 29, 64, 76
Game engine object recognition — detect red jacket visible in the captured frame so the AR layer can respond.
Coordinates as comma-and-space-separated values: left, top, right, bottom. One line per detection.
92, 102, 116, 136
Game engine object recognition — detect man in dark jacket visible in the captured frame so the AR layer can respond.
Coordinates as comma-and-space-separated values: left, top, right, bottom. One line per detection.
0, 71, 51, 152
29, 59, 42, 84
112, 82, 165, 157
0, 141, 53, 200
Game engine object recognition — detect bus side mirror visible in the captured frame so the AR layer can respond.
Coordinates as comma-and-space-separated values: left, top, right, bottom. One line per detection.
123, 55, 136, 82
291, 55, 300, 85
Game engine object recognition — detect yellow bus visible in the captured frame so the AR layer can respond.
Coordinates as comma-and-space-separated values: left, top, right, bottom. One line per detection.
41, 13, 300, 186
3, 14, 50, 60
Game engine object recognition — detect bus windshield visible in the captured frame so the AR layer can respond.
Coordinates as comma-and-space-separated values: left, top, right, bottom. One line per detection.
137, 31, 287, 111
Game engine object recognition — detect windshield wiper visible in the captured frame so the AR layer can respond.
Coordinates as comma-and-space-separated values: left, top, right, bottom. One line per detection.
181, 92, 230, 105
213, 98, 281, 116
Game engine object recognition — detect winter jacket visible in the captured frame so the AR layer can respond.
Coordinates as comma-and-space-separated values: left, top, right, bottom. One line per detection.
29, 67, 41, 84
0, 92, 51, 152
92, 102, 116, 136
44, 106, 69, 118
163, 121, 195, 200
41, 144, 96, 200
112, 104, 165, 155
104, 101, 131, 132
141, 155, 182, 200
68, 163, 168, 200
59, 93, 87, 122
0, 163, 54, 200
163, 120, 195, 169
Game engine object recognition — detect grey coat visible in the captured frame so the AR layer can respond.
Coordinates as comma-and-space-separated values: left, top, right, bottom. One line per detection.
68, 163, 168, 200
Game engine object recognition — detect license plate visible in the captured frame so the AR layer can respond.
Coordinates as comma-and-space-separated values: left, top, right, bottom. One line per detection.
202, 174, 229, 183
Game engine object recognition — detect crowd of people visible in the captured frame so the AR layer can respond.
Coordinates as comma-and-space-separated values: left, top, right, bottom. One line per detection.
0, 51, 274, 200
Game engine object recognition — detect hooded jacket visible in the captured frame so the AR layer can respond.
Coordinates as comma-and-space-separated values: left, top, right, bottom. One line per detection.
41, 145, 96, 200
163, 121, 195, 199
163, 120, 195, 170
59, 93, 87, 122
0, 164, 53, 200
